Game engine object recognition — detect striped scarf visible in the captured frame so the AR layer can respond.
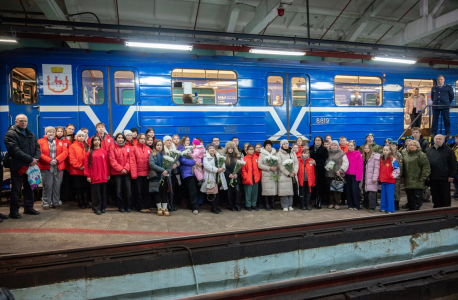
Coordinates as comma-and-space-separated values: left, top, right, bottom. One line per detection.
48, 138, 57, 174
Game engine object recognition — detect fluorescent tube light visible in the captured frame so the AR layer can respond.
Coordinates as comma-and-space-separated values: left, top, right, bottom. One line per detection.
125, 41, 192, 51
372, 57, 416, 64
249, 49, 306, 56
0, 37, 17, 43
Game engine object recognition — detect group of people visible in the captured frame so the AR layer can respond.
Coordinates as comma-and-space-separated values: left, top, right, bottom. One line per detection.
1, 113, 457, 223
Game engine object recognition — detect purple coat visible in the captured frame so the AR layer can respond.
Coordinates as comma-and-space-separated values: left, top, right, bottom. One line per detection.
178, 144, 196, 179
364, 153, 381, 192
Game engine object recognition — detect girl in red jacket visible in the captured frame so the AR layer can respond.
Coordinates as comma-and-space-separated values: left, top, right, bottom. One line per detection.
38, 126, 69, 209
130, 133, 152, 213
84, 135, 110, 215
242, 145, 261, 211
379, 146, 396, 214
298, 148, 315, 210
69, 130, 90, 209
109, 133, 132, 213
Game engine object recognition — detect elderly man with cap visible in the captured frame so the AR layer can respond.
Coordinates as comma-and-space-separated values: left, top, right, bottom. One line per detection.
359, 133, 382, 155
200, 142, 227, 214
4, 114, 41, 219
426, 134, 457, 208
431, 75, 454, 138
37, 126, 69, 209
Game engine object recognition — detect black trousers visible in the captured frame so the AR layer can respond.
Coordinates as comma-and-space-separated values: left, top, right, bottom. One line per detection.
10, 171, 35, 214
227, 183, 241, 208
209, 192, 220, 211
130, 178, 138, 209
300, 181, 312, 203
60, 170, 74, 201
153, 192, 169, 204
91, 183, 107, 212
430, 179, 451, 208
171, 174, 181, 206
184, 176, 199, 211
410, 108, 421, 128
406, 188, 422, 210
113, 174, 132, 209
345, 174, 361, 209
136, 176, 150, 210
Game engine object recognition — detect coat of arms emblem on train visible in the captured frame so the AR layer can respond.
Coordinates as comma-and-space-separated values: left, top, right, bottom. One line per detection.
42, 64, 73, 95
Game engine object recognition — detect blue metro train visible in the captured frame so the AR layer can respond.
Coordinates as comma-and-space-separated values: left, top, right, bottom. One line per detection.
1, 47, 457, 155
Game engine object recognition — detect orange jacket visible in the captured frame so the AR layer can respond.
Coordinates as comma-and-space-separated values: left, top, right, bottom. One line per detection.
58, 137, 72, 171
109, 142, 131, 175
340, 144, 348, 153
69, 141, 87, 175
130, 143, 151, 179
242, 154, 261, 185
37, 136, 69, 171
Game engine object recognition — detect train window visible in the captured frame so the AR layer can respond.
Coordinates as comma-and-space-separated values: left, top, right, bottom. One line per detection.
114, 71, 135, 105
291, 77, 307, 107
334, 75, 382, 106
403, 79, 435, 130
82, 70, 104, 105
11, 68, 37, 105
268, 76, 284, 106
171, 69, 237, 105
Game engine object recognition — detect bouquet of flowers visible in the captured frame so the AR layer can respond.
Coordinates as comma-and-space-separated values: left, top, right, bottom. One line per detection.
325, 160, 346, 183
181, 148, 193, 159
229, 160, 246, 187
185, 145, 194, 153
282, 159, 297, 184
265, 155, 279, 183
168, 149, 182, 163
217, 156, 226, 184
159, 156, 176, 186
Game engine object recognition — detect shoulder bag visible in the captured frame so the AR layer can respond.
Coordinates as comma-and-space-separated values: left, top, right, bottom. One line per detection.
206, 173, 218, 201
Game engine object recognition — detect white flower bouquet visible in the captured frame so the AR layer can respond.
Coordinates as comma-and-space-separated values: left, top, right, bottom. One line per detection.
282, 159, 296, 184
229, 160, 246, 187
181, 148, 193, 159
159, 156, 175, 186
217, 156, 226, 184
168, 149, 182, 163
265, 155, 279, 183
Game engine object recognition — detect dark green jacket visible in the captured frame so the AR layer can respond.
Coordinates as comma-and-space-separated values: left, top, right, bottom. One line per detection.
402, 149, 431, 189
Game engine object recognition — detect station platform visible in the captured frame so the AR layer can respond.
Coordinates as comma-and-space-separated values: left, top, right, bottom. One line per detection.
1, 192, 457, 255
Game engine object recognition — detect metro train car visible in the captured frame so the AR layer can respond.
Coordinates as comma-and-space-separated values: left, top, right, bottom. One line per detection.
1, 47, 457, 156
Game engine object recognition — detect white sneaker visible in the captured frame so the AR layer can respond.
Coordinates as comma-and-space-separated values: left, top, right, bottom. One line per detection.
192, 210, 198, 215
288, 207, 294, 211
283, 208, 288, 212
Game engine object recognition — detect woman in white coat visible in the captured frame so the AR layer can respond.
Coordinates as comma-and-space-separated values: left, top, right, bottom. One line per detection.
200, 143, 228, 214
276, 139, 299, 211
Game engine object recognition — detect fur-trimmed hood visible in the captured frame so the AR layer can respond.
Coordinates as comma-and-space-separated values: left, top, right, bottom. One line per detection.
222, 141, 240, 156
260, 147, 276, 156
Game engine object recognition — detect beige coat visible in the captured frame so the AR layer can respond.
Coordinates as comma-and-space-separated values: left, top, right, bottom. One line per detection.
405, 94, 426, 114
258, 147, 278, 196
276, 147, 299, 196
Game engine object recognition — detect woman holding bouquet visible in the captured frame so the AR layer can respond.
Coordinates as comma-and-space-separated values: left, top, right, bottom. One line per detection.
277, 140, 299, 211
163, 135, 180, 211
310, 136, 328, 209
200, 143, 228, 214
258, 140, 278, 210
324, 141, 349, 210
242, 145, 261, 211
223, 141, 242, 211
149, 140, 174, 216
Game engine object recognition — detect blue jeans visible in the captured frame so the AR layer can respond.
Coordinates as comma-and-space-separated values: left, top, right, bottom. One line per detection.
381, 183, 395, 213
431, 108, 451, 136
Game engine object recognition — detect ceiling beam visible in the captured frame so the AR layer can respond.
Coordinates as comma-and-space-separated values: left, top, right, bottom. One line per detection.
63, 0, 89, 49
370, 17, 406, 28
243, 0, 285, 34
436, 29, 458, 50
225, 1, 240, 32
345, 0, 392, 41
34, 0, 88, 49
431, 0, 447, 17
383, 7, 458, 45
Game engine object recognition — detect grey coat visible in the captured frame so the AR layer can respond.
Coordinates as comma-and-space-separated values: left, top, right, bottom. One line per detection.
258, 147, 278, 196
148, 152, 174, 194
276, 147, 299, 196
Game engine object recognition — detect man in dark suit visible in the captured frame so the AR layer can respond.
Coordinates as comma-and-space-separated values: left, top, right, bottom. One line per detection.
431, 75, 454, 138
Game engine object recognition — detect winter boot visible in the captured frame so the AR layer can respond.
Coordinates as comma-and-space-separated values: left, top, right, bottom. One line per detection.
270, 197, 278, 210
264, 197, 271, 211
306, 197, 312, 210
83, 193, 91, 209
77, 194, 84, 209
395, 200, 400, 211
316, 198, 322, 210
300, 197, 307, 210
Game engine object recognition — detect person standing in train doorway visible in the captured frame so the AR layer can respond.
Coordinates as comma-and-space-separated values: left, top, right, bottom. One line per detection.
349, 91, 362, 106
4, 114, 41, 219
405, 88, 426, 129
431, 75, 454, 139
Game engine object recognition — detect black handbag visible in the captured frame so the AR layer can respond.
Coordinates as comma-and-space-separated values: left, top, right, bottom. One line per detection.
330, 176, 344, 192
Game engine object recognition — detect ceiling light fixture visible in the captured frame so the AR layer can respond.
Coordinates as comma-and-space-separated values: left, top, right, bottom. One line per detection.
125, 41, 192, 51
372, 57, 416, 64
0, 37, 17, 43
249, 49, 306, 56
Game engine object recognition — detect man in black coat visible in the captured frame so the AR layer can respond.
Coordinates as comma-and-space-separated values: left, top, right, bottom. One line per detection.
4, 114, 41, 219
426, 134, 457, 208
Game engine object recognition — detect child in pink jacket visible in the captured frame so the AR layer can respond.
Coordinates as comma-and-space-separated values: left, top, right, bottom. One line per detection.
345, 141, 364, 211
191, 139, 205, 181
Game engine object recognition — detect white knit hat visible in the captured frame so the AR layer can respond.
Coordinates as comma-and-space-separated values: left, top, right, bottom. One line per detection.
124, 129, 132, 136
75, 130, 85, 137
280, 139, 289, 146
331, 140, 339, 146
163, 135, 172, 142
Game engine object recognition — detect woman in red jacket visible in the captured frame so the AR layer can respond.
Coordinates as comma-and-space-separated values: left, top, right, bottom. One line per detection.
84, 135, 110, 215
38, 126, 69, 209
69, 130, 90, 209
130, 133, 151, 213
109, 132, 132, 213
242, 145, 261, 211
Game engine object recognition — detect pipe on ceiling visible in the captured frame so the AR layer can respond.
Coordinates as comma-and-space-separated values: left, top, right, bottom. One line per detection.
1, 16, 457, 57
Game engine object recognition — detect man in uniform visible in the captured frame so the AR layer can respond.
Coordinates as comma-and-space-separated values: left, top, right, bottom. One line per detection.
431, 75, 454, 138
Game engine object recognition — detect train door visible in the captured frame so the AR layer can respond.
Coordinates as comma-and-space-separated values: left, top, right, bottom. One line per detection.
7, 64, 40, 136
267, 73, 310, 141
403, 79, 434, 135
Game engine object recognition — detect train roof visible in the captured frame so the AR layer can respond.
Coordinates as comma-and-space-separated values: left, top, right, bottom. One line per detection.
1, 47, 457, 75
